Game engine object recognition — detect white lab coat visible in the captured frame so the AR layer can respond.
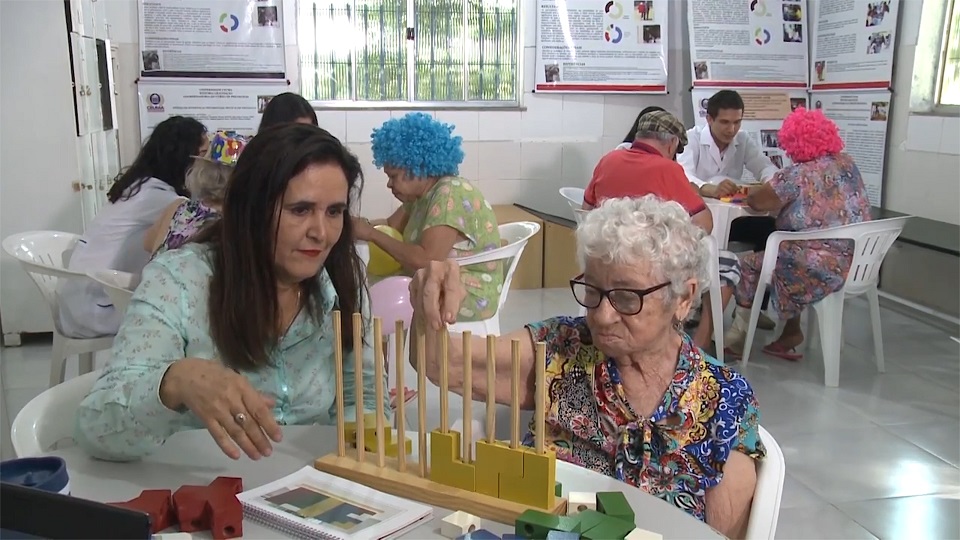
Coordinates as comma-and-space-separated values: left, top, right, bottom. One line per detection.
677, 125, 780, 187
56, 178, 182, 338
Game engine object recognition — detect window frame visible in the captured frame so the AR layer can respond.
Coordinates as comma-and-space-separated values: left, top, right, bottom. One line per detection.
295, 0, 525, 110
912, 0, 960, 116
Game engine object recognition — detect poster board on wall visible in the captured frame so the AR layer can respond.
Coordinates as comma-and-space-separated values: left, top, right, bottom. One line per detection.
534, 0, 668, 93
687, 0, 808, 88
810, 0, 899, 90
137, 81, 291, 141
139, 0, 286, 78
691, 88, 810, 181
813, 91, 892, 206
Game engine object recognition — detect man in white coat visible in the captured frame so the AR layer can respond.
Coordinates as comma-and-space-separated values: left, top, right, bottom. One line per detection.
678, 89, 780, 327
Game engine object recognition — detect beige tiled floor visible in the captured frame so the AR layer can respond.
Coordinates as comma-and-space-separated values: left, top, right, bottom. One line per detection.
2, 289, 958, 538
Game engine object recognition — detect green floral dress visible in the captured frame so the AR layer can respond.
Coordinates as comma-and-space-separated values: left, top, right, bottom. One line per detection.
402, 177, 503, 322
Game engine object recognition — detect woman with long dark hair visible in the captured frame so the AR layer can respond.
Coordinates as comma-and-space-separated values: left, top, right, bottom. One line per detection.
75, 124, 386, 462
57, 116, 207, 339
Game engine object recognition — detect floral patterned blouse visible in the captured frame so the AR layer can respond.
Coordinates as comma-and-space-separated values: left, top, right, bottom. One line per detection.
402, 176, 502, 322
153, 199, 219, 257
74, 243, 388, 462
522, 316, 766, 522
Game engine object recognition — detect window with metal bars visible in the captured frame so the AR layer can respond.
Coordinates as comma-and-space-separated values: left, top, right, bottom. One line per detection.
297, 0, 520, 105
937, 0, 960, 106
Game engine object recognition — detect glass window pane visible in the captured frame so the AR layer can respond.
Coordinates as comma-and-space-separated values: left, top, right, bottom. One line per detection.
466, 1, 518, 101
355, 0, 407, 101
414, 0, 465, 101
297, 2, 355, 101
940, 0, 960, 105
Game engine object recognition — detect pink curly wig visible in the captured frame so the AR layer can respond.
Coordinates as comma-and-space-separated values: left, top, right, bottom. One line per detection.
777, 107, 844, 163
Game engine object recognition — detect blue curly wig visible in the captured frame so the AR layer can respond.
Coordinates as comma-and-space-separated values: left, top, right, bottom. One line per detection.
371, 112, 464, 178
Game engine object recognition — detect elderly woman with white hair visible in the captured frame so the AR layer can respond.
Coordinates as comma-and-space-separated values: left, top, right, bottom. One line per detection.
408, 196, 765, 538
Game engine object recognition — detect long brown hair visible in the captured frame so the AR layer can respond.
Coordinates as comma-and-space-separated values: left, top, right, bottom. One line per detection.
194, 124, 365, 371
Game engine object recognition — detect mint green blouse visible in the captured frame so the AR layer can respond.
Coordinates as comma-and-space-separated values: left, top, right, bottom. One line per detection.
74, 243, 387, 462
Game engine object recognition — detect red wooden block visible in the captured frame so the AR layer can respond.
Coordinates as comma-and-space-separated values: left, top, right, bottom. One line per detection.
209, 476, 243, 495
173, 486, 210, 532
108, 489, 175, 534
206, 493, 243, 539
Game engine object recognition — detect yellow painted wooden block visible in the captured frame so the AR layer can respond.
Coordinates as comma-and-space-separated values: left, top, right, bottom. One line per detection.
385, 437, 412, 457
474, 441, 527, 497
343, 413, 379, 446
429, 430, 477, 492
361, 428, 394, 452
499, 449, 557, 509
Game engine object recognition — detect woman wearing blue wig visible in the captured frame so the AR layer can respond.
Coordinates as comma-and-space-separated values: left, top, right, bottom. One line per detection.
353, 112, 503, 322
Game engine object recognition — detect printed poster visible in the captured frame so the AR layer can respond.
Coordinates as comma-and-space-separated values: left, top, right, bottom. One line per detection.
137, 81, 290, 140
813, 92, 892, 205
811, 0, 899, 90
534, 0, 668, 93
139, 0, 285, 77
688, 0, 809, 87
691, 88, 811, 180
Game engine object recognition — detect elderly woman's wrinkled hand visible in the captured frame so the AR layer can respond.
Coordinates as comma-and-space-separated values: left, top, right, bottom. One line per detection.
409, 260, 465, 330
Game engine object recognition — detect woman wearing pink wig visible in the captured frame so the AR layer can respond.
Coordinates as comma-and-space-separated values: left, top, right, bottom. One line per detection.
725, 107, 872, 360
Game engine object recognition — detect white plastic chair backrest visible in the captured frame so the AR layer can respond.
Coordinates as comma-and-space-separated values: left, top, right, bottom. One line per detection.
87, 270, 140, 316
455, 221, 541, 311
745, 426, 785, 540
11, 371, 100, 457
757, 217, 909, 297
2, 231, 86, 318
559, 187, 586, 223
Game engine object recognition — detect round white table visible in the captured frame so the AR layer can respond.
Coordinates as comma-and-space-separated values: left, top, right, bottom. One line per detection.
705, 199, 769, 250
48, 426, 721, 539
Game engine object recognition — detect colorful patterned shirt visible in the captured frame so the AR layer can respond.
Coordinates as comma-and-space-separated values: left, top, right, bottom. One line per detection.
523, 316, 766, 522
75, 243, 388, 462
153, 199, 219, 257
402, 176, 502, 322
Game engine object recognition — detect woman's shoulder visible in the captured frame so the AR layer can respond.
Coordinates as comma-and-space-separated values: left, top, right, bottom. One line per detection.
147, 242, 215, 282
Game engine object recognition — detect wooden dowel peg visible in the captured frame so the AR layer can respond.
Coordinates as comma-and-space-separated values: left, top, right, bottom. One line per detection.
416, 321, 428, 478
485, 335, 496, 444
353, 312, 365, 463
395, 319, 406, 473
333, 311, 345, 457
374, 317, 386, 468
510, 339, 520, 449
439, 328, 449, 433
461, 331, 472, 463
535, 342, 546, 455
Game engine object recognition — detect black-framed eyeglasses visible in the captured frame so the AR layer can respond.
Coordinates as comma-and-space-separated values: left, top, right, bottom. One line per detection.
569, 274, 671, 316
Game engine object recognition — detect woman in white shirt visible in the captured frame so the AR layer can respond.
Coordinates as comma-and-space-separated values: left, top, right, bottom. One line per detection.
57, 116, 208, 338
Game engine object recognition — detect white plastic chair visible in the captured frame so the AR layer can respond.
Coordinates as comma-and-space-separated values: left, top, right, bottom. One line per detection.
559, 187, 587, 224
2, 231, 113, 387
702, 235, 725, 363
741, 217, 910, 386
87, 270, 139, 319
11, 370, 100, 457
745, 426, 785, 540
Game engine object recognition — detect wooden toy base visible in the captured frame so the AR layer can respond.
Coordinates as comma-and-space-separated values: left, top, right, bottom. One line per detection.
314, 452, 568, 525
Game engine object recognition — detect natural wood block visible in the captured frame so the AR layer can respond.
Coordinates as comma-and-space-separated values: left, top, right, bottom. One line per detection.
314, 452, 567, 524
567, 491, 597, 515
624, 527, 663, 540
440, 510, 482, 538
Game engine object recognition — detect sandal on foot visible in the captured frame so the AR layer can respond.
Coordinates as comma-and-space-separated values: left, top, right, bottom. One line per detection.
762, 342, 802, 361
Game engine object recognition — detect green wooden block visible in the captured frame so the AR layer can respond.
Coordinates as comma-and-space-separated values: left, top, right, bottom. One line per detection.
580, 515, 635, 540
574, 510, 606, 534
554, 481, 563, 497
596, 491, 635, 523
515, 510, 581, 538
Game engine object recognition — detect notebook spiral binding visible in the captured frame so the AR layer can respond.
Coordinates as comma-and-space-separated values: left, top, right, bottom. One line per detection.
241, 500, 342, 540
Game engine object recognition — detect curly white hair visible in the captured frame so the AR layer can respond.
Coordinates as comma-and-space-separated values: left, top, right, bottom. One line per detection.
575, 195, 708, 310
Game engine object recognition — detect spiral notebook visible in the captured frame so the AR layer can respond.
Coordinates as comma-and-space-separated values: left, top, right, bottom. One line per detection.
237, 466, 433, 540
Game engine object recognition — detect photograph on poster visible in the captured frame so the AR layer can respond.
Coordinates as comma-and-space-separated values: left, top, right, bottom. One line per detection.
643, 25, 661, 43
544, 63, 560, 82
783, 23, 803, 43
866, 1, 891, 26
764, 151, 784, 169
257, 95, 273, 113
867, 31, 892, 54
142, 50, 161, 71
634, 1, 654, 20
790, 97, 807, 111
815, 100, 823, 109
257, 6, 279, 27
761, 129, 780, 148
783, 3, 802, 22
694, 61, 709, 80
814, 60, 825, 81
870, 101, 889, 121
